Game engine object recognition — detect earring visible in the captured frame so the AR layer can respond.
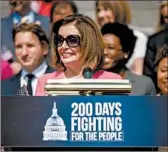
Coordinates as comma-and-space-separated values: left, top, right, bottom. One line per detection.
124, 53, 128, 59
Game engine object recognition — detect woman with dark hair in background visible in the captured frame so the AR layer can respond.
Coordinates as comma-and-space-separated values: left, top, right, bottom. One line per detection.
49, 1, 78, 36
101, 22, 156, 95
95, 0, 148, 75
155, 44, 168, 95
50, 1, 78, 24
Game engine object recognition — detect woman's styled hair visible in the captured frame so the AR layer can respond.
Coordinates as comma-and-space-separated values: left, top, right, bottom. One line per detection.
155, 44, 168, 71
12, 23, 49, 46
50, 1, 78, 23
156, 1, 168, 32
51, 14, 104, 71
95, 0, 132, 25
101, 22, 137, 63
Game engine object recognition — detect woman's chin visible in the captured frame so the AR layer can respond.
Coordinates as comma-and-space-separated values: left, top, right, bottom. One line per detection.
161, 89, 168, 95
103, 63, 116, 70
103, 65, 113, 70
63, 60, 80, 67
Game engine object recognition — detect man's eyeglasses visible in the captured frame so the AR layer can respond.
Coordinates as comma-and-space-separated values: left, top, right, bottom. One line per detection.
55, 35, 80, 47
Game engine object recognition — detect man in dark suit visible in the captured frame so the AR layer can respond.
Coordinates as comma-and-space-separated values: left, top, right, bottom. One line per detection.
1, 1, 50, 61
1, 23, 54, 96
143, 28, 168, 88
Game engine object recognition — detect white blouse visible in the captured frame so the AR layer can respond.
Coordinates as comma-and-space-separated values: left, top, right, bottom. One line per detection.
126, 29, 148, 69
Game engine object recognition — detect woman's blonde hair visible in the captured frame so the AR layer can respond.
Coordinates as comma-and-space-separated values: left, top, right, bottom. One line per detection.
51, 14, 104, 71
156, 1, 168, 33
96, 0, 132, 25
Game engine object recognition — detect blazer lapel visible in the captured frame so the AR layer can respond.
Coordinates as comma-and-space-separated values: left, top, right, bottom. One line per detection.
11, 72, 21, 95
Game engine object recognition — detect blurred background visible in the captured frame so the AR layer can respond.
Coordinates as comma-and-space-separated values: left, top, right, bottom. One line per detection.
1, 0, 160, 35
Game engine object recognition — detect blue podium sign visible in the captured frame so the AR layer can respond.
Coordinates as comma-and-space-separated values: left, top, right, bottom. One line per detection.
1, 96, 168, 147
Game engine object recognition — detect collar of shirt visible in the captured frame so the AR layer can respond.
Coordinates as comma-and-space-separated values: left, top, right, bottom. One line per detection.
20, 61, 48, 95
12, 11, 35, 25
21, 61, 48, 80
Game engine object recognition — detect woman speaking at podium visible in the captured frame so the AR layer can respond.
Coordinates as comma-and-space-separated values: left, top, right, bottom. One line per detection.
35, 14, 121, 96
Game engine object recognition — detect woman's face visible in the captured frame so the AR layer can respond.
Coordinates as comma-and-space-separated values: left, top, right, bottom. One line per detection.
103, 34, 126, 70
96, 2, 115, 28
57, 23, 81, 67
157, 57, 168, 95
161, 5, 168, 24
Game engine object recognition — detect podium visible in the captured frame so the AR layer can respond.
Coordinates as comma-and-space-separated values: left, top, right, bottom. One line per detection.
1, 96, 167, 149
44, 79, 132, 96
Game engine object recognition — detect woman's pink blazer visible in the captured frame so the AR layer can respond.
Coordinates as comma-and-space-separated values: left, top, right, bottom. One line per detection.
35, 70, 122, 96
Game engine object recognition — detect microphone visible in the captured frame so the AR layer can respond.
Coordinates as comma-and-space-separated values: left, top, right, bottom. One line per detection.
82, 67, 93, 79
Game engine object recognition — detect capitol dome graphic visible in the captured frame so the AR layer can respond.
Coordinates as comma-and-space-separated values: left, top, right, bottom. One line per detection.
43, 102, 68, 141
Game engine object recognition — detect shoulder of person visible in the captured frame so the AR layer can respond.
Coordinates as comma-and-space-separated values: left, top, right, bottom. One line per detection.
131, 72, 155, 89
1, 77, 12, 85
1, 15, 12, 23
127, 72, 156, 95
133, 29, 148, 40
38, 71, 56, 81
34, 12, 49, 21
130, 70, 152, 82
137, 74, 153, 84
1, 72, 20, 89
148, 28, 168, 41
5, 71, 21, 81
96, 70, 122, 79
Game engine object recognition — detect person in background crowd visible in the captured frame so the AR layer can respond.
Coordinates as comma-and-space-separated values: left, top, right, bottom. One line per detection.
156, 0, 168, 32
1, 23, 55, 96
49, 1, 78, 37
143, 1, 168, 88
95, 0, 148, 75
155, 44, 168, 95
1, 46, 22, 77
101, 23, 156, 95
50, 1, 78, 24
1, 59, 13, 80
1, 0, 50, 61
30, 0, 53, 17
1, 59, 22, 80
35, 14, 122, 96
